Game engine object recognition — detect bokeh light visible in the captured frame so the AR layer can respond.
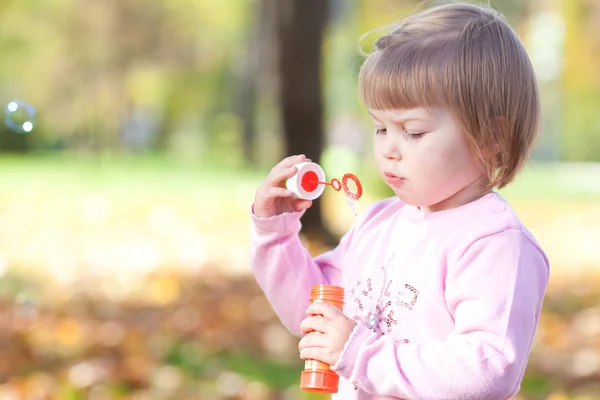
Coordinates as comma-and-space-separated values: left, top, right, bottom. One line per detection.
3, 100, 36, 133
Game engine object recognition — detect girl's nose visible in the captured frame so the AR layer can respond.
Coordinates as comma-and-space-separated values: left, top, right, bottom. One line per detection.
381, 135, 402, 161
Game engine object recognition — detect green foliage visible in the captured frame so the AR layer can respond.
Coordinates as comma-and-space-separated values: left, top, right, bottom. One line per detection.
520, 372, 553, 398
560, 0, 600, 161
0, 0, 598, 159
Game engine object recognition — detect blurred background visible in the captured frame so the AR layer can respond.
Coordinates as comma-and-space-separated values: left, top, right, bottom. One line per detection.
0, 0, 598, 399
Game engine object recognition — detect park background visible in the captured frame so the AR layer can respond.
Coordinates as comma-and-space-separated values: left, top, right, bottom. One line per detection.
0, 0, 599, 399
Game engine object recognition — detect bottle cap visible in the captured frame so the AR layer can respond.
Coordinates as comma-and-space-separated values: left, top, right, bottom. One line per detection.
300, 369, 339, 393
285, 162, 326, 200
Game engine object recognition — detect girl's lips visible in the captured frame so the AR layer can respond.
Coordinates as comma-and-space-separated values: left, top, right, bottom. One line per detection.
384, 172, 406, 186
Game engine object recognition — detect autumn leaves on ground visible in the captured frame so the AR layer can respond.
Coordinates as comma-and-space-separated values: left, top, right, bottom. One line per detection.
0, 157, 598, 400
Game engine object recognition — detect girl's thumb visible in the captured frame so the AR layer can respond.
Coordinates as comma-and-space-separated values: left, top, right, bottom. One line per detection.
293, 199, 312, 211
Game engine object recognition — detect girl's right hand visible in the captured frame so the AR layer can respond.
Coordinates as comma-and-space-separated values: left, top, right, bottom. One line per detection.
253, 154, 314, 218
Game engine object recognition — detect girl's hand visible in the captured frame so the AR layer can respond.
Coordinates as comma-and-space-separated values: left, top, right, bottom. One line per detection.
253, 154, 314, 218
298, 302, 358, 367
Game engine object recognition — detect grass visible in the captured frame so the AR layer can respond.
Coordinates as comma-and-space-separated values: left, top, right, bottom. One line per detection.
0, 153, 598, 196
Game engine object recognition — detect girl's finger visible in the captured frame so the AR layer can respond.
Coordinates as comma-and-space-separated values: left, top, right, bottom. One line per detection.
298, 332, 327, 350
292, 199, 312, 211
299, 347, 332, 365
300, 315, 329, 335
306, 302, 342, 320
267, 187, 293, 199
278, 154, 311, 169
269, 166, 299, 186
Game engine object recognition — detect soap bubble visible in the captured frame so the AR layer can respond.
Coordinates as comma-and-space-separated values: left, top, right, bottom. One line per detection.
4, 100, 36, 133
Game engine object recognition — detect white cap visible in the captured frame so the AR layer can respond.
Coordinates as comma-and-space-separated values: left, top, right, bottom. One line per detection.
285, 162, 326, 200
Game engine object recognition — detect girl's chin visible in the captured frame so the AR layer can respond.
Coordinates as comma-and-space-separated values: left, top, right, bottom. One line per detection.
392, 191, 428, 209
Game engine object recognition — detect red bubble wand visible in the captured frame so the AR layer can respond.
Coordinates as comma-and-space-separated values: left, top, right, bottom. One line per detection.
300, 170, 363, 215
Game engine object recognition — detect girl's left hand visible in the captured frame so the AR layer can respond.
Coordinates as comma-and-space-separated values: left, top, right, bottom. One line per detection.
298, 302, 358, 366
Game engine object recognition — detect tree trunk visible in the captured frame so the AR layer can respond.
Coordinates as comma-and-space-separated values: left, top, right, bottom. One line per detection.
275, 0, 332, 239
236, 0, 267, 166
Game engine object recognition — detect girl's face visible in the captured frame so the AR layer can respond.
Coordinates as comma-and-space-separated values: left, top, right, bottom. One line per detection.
369, 107, 489, 212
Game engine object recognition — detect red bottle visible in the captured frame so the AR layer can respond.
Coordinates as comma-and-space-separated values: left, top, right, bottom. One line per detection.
300, 284, 345, 393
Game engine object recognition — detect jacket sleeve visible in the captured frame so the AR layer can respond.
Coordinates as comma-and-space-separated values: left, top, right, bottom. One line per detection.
332, 229, 549, 400
249, 205, 360, 336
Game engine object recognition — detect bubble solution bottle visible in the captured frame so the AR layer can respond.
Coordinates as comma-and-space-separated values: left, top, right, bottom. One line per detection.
300, 284, 345, 393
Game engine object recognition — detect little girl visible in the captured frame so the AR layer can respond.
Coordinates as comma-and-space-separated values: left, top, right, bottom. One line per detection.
250, 2, 549, 399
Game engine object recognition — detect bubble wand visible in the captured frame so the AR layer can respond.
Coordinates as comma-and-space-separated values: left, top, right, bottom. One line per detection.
286, 162, 363, 216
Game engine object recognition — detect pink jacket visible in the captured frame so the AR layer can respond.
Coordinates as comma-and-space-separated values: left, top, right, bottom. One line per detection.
250, 193, 549, 399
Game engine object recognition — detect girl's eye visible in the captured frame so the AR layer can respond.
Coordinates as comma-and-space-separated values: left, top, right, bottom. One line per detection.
405, 131, 426, 140
375, 128, 387, 135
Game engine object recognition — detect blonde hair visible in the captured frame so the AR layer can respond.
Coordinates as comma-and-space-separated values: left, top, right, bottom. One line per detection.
359, 2, 540, 189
